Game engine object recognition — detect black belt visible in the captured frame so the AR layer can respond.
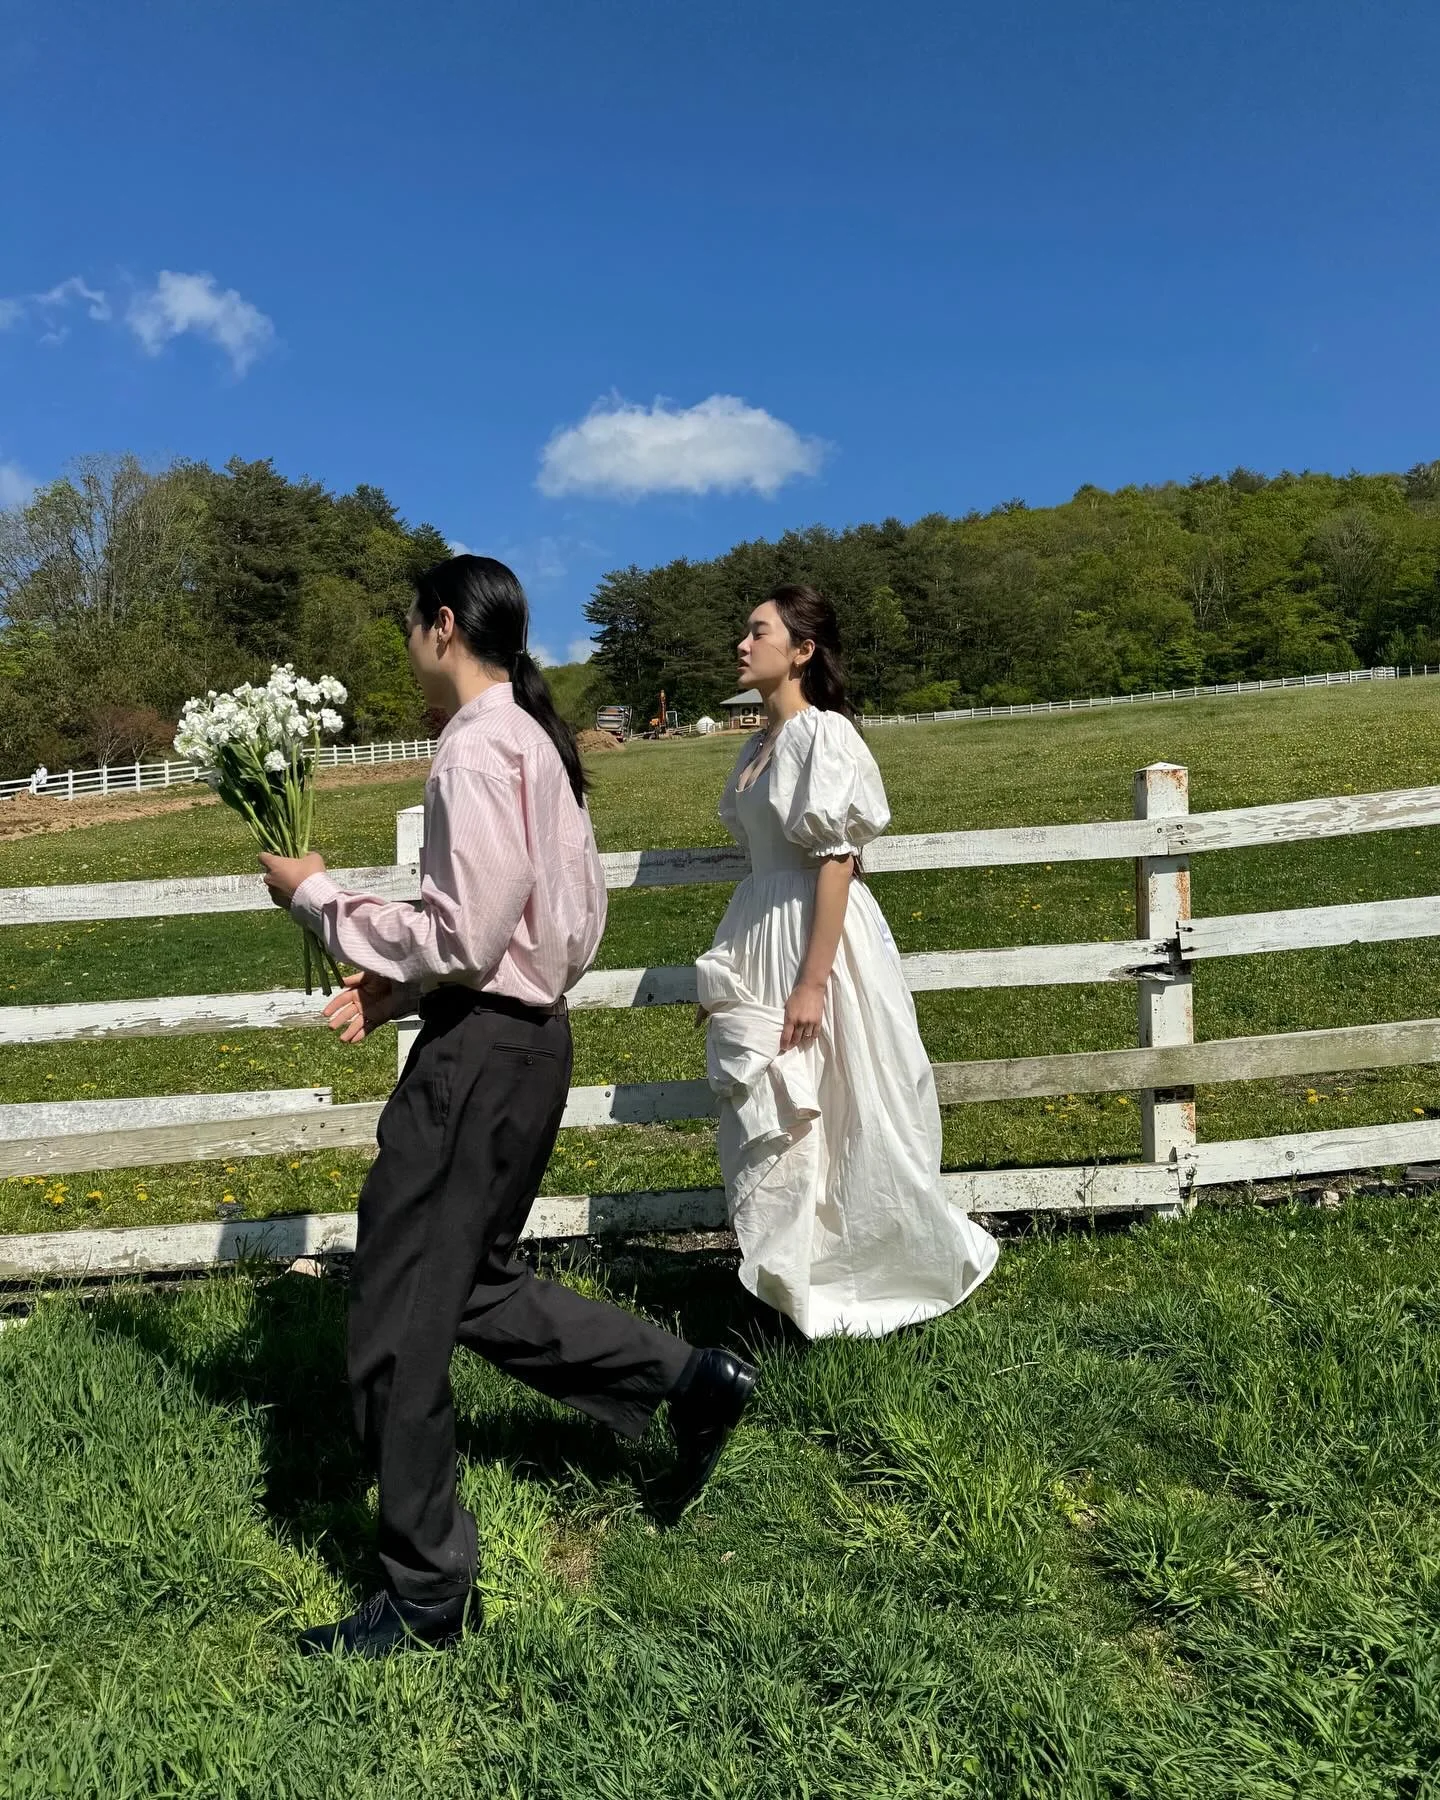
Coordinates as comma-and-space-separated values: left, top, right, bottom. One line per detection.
418, 986, 567, 1027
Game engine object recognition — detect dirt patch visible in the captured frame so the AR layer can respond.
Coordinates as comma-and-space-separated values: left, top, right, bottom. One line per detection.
312, 760, 430, 790
576, 728, 624, 753
0, 791, 218, 842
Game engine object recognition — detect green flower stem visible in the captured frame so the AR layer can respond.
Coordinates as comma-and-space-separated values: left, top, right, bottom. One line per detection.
209, 736, 345, 994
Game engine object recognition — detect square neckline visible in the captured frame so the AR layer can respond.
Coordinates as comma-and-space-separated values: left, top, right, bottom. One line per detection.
735, 706, 814, 795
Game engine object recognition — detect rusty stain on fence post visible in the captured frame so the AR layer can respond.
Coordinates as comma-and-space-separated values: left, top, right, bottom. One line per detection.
1134, 762, 1197, 1216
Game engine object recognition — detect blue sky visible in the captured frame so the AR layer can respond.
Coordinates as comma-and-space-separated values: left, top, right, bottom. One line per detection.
2, 0, 1437, 663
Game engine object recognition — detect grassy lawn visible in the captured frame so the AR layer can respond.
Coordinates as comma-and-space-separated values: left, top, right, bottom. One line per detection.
5, 1192, 1440, 1794
3, 680, 1440, 1233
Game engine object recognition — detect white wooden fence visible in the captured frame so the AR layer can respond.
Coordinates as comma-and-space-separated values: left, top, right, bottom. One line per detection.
5, 665, 1439, 804
3, 766, 1440, 1278
0, 737, 442, 804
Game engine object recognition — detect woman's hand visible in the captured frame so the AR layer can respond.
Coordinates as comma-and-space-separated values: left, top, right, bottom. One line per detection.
780, 978, 825, 1054
321, 970, 398, 1044
259, 851, 326, 909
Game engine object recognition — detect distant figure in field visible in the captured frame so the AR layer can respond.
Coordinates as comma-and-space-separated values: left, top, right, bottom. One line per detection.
696, 584, 998, 1337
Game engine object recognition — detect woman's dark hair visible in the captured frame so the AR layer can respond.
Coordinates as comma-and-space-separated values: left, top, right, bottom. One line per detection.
413, 554, 588, 805
767, 583, 858, 719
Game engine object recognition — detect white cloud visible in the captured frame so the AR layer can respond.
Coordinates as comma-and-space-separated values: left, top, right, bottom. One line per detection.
0, 274, 111, 337
127, 270, 274, 375
0, 458, 38, 510
537, 394, 827, 500
567, 637, 596, 663
530, 644, 556, 667
34, 276, 111, 321
446, 539, 475, 557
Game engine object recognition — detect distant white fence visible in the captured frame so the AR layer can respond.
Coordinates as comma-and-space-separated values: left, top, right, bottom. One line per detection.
0, 737, 442, 804
4, 768, 1440, 1277
5, 665, 1440, 802
855, 664, 1440, 728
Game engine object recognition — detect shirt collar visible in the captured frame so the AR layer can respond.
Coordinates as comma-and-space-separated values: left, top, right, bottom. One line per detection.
439, 681, 515, 743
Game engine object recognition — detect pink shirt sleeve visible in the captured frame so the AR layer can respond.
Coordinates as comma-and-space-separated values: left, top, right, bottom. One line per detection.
291, 765, 535, 990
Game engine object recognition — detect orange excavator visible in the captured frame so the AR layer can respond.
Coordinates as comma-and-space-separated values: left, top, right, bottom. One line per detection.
643, 690, 682, 738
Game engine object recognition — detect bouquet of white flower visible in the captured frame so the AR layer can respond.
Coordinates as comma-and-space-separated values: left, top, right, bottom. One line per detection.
175, 665, 348, 993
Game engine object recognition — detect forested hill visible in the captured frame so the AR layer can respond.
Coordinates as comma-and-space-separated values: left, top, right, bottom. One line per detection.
5, 456, 1440, 779
585, 464, 1440, 719
0, 455, 451, 779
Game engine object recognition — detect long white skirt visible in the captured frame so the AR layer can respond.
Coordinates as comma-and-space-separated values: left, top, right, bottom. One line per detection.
696, 869, 998, 1338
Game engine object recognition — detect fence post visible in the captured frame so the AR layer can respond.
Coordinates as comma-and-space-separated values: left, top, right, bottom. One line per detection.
394, 805, 426, 1081
1134, 762, 1195, 1218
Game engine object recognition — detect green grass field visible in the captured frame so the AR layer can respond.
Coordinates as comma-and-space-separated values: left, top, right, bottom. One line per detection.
5, 1194, 1440, 1794
3, 680, 1440, 1234
6, 685, 1440, 1795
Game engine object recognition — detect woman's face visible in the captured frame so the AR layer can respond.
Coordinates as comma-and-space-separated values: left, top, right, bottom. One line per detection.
738, 601, 811, 694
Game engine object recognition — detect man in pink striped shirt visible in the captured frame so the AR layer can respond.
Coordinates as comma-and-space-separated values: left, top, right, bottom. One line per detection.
290, 680, 607, 1011
260, 555, 756, 1659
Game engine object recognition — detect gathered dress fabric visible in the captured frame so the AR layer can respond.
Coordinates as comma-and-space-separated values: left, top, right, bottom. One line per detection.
696, 708, 999, 1338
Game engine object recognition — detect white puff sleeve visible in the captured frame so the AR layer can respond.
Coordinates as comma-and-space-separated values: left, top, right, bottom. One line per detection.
768, 709, 890, 857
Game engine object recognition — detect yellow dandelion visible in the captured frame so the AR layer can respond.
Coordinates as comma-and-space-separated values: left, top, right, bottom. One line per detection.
87, 1190, 103, 1200
222, 1192, 235, 1202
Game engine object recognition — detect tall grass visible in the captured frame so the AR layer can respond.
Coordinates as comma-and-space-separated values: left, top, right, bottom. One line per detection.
4, 1194, 1440, 1794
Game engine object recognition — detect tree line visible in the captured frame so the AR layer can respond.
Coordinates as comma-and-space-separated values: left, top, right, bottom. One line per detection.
4, 454, 1439, 779
585, 463, 1440, 719
0, 453, 455, 779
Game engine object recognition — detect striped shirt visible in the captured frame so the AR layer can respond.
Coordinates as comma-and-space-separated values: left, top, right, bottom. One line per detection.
292, 683, 606, 1009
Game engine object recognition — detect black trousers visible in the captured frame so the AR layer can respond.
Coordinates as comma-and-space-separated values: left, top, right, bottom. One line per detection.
348, 987, 694, 1602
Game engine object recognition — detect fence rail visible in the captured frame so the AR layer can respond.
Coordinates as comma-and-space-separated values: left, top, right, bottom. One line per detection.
4, 768, 1440, 1276
5, 666, 1440, 804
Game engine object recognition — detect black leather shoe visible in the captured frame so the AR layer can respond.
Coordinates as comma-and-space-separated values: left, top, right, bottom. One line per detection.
297, 1587, 472, 1658
660, 1347, 759, 1516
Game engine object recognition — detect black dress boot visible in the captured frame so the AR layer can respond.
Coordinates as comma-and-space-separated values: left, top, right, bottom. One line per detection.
297, 1587, 472, 1658
657, 1347, 759, 1517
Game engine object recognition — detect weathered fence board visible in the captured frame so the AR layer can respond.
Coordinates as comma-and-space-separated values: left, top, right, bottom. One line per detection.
1191, 1117, 1440, 1186
0, 1101, 383, 1179
933, 1018, 1440, 1104
0, 1088, 331, 1142
0, 1165, 1178, 1277
1183, 894, 1440, 959
0, 865, 417, 927
9, 784, 1440, 927
0, 940, 1176, 1046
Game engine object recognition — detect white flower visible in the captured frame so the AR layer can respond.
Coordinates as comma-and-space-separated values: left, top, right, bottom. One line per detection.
264, 749, 288, 773
318, 708, 344, 735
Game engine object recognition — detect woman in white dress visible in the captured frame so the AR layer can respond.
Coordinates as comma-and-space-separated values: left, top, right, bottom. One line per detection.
696, 584, 998, 1338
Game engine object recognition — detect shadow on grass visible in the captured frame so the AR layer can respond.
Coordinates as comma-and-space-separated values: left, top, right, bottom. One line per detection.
88, 1238, 770, 1586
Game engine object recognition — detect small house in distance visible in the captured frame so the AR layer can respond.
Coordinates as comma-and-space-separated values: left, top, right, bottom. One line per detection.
720, 688, 763, 729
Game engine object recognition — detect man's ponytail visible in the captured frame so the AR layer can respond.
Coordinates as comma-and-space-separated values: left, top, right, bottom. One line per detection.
509, 647, 587, 805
